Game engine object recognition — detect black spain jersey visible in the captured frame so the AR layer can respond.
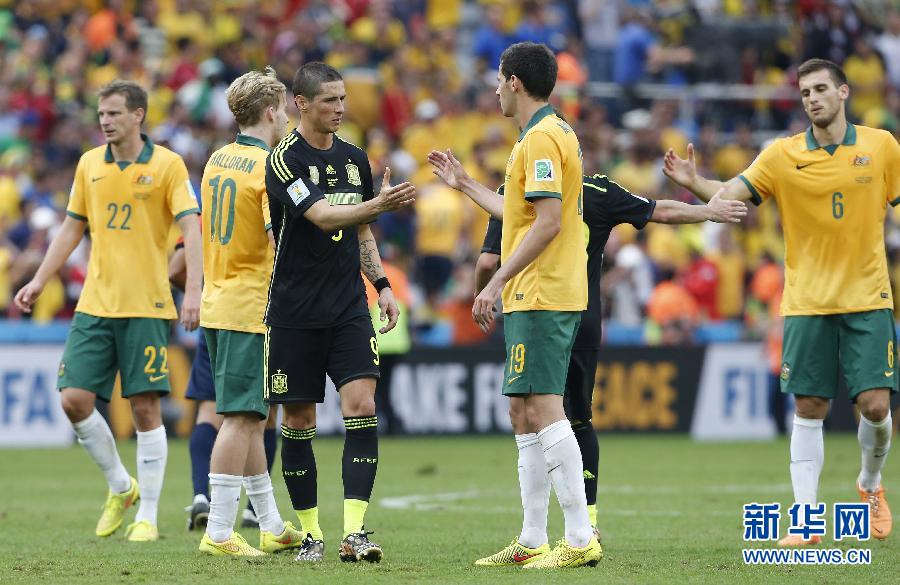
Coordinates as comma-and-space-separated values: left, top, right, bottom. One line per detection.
481, 174, 655, 349
265, 130, 375, 328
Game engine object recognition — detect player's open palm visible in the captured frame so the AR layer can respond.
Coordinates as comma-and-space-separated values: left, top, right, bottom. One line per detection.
707, 190, 748, 223
426, 149, 468, 190
377, 166, 416, 211
663, 143, 697, 188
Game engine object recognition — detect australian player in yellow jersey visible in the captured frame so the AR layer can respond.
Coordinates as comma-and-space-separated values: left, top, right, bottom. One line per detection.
14, 81, 202, 542
437, 42, 601, 568
664, 58, 897, 545
196, 68, 304, 557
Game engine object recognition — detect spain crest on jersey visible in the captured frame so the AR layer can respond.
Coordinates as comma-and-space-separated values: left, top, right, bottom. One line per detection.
308, 166, 319, 185
270, 370, 288, 394
346, 163, 361, 186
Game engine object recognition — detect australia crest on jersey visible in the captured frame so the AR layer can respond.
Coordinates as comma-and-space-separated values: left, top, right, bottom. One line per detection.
308, 166, 319, 185
346, 163, 361, 186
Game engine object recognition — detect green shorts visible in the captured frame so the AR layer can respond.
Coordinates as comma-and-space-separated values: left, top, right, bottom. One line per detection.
781, 309, 899, 400
58, 312, 170, 400
204, 328, 267, 418
503, 310, 581, 396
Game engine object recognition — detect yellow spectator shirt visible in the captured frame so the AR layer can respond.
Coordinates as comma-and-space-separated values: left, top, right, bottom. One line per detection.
501, 105, 587, 313
67, 136, 199, 319
199, 135, 274, 334
739, 124, 900, 316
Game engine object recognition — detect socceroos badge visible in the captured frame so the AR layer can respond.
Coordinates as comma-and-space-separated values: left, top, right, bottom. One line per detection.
346, 163, 361, 186
271, 369, 288, 394
780, 362, 791, 381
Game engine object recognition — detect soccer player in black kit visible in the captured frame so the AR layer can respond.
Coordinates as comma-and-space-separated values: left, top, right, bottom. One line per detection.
265, 62, 415, 563
428, 149, 746, 547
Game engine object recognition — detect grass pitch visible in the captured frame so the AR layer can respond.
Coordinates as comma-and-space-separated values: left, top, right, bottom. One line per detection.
1, 434, 896, 584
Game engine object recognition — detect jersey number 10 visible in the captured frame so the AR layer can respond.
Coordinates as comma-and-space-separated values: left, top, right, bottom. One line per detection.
209, 175, 237, 245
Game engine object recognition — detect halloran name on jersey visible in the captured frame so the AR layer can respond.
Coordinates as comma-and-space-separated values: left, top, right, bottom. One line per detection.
210, 152, 258, 174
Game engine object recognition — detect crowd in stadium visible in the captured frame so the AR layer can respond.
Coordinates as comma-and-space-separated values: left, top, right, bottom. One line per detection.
2, 0, 900, 347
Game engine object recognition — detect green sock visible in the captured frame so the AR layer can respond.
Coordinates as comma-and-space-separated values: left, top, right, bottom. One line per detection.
587, 504, 597, 528
295, 507, 323, 541
343, 499, 368, 538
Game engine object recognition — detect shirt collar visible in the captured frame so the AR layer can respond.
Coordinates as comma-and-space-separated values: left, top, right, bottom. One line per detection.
518, 103, 555, 141
104, 133, 155, 163
805, 123, 857, 151
236, 133, 271, 152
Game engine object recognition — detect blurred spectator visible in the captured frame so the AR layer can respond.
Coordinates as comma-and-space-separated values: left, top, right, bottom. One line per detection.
843, 36, 886, 121
579, 0, 620, 82
875, 9, 900, 89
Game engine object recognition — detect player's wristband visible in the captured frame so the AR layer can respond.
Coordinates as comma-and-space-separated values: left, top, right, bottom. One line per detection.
374, 277, 391, 293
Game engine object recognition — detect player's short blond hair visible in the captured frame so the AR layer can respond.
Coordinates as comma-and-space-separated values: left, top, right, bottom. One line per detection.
225, 66, 286, 128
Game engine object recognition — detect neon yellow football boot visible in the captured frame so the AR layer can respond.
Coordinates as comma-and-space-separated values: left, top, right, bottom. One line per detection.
125, 520, 159, 542
260, 521, 304, 553
522, 537, 603, 569
474, 537, 550, 566
199, 531, 265, 556
95, 477, 140, 537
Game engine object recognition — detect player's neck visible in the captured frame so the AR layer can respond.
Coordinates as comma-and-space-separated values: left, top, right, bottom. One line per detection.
109, 132, 144, 162
514, 98, 549, 131
239, 125, 274, 148
297, 124, 333, 150
811, 115, 848, 147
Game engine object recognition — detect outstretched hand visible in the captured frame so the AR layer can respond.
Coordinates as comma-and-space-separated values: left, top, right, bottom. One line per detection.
663, 143, 697, 189
426, 149, 469, 191
707, 190, 748, 223
376, 166, 416, 211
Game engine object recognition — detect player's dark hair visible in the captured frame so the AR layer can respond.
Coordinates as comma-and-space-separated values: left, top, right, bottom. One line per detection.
797, 58, 848, 88
98, 80, 148, 123
499, 42, 557, 101
292, 62, 343, 100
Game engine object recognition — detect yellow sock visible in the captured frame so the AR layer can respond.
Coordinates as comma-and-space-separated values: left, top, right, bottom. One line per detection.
343, 499, 368, 538
295, 507, 323, 541
587, 504, 597, 528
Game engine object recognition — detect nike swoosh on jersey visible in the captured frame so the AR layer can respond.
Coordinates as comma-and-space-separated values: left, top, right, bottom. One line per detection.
149, 374, 167, 382
885, 371, 894, 377
507, 375, 521, 384
91, 176, 107, 182
795, 162, 818, 170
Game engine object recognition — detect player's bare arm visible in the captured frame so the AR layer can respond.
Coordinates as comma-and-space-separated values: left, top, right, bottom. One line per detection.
662, 143, 752, 203
303, 166, 415, 232
177, 213, 201, 331
473, 197, 561, 332
13, 214, 86, 313
358, 223, 399, 334
427, 149, 504, 219
652, 192, 747, 224
168, 247, 186, 291
474, 252, 500, 295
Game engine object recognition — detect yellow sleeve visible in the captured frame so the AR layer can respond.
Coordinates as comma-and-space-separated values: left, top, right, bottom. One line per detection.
261, 188, 272, 231
522, 131, 563, 201
166, 156, 201, 220
884, 135, 900, 207
738, 140, 781, 206
66, 157, 88, 221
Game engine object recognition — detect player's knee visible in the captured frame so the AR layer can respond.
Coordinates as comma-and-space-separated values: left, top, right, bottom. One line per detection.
794, 396, 829, 419
344, 396, 376, 417
60, 391, 93, 423
860, 400, 890, 423
282, 404, 316, 429
508, 400, 529, 433
130, 395, 161, 429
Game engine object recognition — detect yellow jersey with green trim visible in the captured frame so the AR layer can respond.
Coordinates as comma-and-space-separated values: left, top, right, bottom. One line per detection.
66, 136, 199, 319
200, 134, 274, 334
739, 123, 900, 316
501, 104, 587, 313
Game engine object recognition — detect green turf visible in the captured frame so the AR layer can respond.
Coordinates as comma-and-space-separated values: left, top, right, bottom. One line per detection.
1, 434, 895, 584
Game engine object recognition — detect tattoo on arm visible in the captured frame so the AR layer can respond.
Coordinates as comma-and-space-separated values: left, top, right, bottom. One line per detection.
359, 235, 386, 284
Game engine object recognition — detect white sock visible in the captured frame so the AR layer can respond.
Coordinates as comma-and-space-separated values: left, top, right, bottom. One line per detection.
537, 420, 593, 548
134, 425, 167, 524
858, 412, 892, 491
207, 473, 242, 542
72, 410, 131, 493
515, 433, 549, 548
243, 473, 285, 535
790, 415, 824, 504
